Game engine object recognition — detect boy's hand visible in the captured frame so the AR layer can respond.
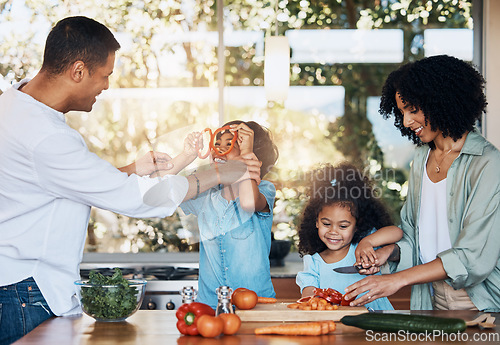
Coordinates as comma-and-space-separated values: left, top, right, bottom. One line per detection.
231, 123, 254, 155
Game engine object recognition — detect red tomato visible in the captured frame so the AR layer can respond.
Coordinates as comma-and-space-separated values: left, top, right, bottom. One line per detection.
217, 313, 241, 335
196, 315, 224, 338
232, 288, 258, 310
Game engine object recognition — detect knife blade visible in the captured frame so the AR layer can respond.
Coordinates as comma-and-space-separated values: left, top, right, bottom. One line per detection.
333, 265, 363, 274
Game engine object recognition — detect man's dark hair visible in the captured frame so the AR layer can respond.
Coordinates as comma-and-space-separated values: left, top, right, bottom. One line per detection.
41, 16, 120, 76
379, 55, 487, 148
222, 120, 279, 179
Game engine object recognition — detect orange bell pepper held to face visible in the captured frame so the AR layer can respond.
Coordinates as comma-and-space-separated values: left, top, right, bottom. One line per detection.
176, 302, 215, 336
197, 125, 238, 159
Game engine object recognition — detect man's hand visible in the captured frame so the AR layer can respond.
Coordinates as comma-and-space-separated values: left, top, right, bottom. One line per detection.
134, 151, 173, 176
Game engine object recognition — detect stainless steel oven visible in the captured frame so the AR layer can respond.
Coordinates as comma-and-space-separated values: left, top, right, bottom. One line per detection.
79, 263, 198, 310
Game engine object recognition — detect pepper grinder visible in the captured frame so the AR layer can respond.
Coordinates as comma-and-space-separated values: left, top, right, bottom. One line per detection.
215, 285, 234, 315
180, 286, 197, 304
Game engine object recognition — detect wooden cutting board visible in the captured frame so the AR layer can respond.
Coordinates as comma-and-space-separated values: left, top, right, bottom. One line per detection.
235, 302, 367, 322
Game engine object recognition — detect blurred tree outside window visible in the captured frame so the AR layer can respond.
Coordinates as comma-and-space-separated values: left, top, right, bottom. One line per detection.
0, 0, 474, 254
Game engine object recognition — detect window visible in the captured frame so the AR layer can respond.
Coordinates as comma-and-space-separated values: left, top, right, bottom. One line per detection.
0, 0, 475, 256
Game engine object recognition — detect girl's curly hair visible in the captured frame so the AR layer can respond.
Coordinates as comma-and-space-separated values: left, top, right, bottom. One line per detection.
379, 55, 487, 149
297, 162, 393, 257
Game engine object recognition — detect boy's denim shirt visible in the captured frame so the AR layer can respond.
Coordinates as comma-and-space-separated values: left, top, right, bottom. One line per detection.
180, 180, 276, 308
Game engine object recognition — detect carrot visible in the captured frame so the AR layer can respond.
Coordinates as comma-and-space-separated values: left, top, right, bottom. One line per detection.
320, 321, 329, 334
255, 322, 325, 336
257, 296, 277, 304
326, 320, 336, 332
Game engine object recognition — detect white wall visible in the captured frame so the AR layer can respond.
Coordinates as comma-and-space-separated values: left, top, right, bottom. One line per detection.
483, 0, 500, 149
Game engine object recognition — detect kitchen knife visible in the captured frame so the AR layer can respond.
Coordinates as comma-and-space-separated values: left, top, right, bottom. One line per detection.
333, 264, 363, 274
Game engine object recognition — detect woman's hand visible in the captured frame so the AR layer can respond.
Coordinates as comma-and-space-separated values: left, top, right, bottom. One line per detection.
231, 123, 254, 155
343, 274, 404, 306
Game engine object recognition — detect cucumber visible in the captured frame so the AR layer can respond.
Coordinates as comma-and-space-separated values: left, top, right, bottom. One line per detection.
341, 313, 467, 333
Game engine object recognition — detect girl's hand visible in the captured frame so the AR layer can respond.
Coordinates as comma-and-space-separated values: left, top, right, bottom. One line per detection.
231, 123, 254, 155
355, 238, 378, 268
357, 266, 381, 275
184, 131, 202, 157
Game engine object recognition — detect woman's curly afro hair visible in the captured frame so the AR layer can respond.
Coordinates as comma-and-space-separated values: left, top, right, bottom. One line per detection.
379, 55, 487, 148
297, 162, 393, 257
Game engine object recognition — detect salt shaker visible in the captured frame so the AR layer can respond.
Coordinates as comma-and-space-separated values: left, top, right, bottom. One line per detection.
215, 285, 234, 315
180, 285, 197, 304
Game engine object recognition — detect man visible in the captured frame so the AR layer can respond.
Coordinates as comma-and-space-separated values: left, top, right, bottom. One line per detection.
0, 16, 258, 344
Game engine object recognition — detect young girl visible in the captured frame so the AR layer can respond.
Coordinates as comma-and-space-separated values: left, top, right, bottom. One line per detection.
178, 120, 279, 308
296, 162, 402, 310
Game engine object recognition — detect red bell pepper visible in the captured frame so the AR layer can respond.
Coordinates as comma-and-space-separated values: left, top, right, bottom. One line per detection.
175, 302, 215, 336
340, 293, 356, 306
313, 287, 343, 305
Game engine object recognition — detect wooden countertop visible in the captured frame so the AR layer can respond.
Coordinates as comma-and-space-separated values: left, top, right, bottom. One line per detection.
13, 310, 499, 345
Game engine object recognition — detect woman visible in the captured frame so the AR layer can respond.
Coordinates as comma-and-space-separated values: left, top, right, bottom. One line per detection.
344, 55, 500, 311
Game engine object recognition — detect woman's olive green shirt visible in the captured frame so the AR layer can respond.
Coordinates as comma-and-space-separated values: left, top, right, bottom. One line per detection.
395, 130, 500, 311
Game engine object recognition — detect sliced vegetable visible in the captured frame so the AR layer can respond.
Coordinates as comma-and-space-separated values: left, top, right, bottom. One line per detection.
340, 313, 467, 333
296, 296, 312, 304
313, 288, 343, 305
254, 321, 336, 335
340, 293, 356, 306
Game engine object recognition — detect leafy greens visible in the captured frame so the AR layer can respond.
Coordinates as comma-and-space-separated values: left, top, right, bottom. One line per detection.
80, 268, 140, 320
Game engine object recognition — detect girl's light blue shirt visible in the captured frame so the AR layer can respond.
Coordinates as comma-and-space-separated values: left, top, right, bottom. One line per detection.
296, 244, 394, 310
181, 180, 276, 308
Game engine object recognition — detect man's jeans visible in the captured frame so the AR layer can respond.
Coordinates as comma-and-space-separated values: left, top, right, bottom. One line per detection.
0, 277, 54, 345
